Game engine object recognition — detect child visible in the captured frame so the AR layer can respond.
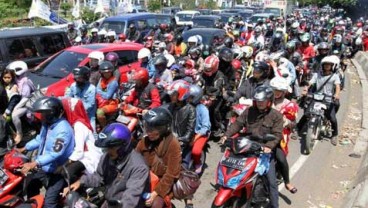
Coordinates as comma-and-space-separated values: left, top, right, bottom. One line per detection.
1, 69, 20, 121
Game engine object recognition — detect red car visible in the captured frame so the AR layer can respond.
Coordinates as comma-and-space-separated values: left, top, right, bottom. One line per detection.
29, 43, 143, 97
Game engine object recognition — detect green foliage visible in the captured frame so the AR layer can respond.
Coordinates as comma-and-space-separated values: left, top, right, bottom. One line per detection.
299, 0, 357, 7
147, 0, 161, 12
60, 2, 72, 17
0, 0, 32, 19
81, 7, 101, 24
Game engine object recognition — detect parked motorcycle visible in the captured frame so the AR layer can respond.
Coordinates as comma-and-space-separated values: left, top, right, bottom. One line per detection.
212, 135, 276, 208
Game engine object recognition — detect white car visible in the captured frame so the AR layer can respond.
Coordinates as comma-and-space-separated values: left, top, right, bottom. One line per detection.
175, 11, 200, 26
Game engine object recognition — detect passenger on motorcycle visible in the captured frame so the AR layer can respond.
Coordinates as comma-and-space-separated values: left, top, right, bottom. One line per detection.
164, 34, 175, 55
299, 56, 341, 145
313, 42, 330, 72
19, 97, 75, 208
222, 85, 283, 208
65, 123, 149, 208
126, 23, 141, 43
248, 26, 265, 50
188, 47, 204, 73
61, 98, 103, 183
297, 33, 316, 63
105, 52, 121, 83
152, 55, 174, 89
331, 34, 346, 57
65, 66, 97, 131
218, 47, 235, 90
88, 51, 105, 86
270, 77, 299, 194
96, 61, 119, 129
174, 34, 188, 57
138, 48, 155, 78
89, 28, 99, 44
1, 69, 20, 122
125, 67, 161, 111
136, 107, 182, 208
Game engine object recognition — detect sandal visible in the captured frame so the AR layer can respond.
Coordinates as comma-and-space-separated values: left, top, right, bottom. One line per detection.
286, 185, 298, 194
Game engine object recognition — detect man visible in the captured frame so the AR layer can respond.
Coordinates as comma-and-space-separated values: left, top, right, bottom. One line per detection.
126, 24, 141, 43
19, 97, 75, 208
67, 22, 78, 42
221, 86, 283, 208
64, 123, 149, 208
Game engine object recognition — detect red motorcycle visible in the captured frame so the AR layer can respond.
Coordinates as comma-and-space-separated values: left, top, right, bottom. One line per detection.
212, 135, 275, 208
0, 149, 44, 207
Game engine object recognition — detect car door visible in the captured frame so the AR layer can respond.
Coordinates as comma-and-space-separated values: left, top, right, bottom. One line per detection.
114, 50, 140, 83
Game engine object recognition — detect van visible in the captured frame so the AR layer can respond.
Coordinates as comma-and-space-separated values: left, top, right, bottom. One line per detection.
175, 11, 200, 26
0, 27, 70, 71
100, 13, 156, 37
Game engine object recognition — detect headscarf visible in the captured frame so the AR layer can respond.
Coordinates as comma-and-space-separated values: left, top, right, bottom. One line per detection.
62, 98, 93, 131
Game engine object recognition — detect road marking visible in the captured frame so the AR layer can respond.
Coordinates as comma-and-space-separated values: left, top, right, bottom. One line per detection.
278, 140, 319, 192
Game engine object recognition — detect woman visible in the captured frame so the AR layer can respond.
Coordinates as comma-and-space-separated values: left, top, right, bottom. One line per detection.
270, 76, 298, 194
136, 107, 181, 208
61, 98, 103, 182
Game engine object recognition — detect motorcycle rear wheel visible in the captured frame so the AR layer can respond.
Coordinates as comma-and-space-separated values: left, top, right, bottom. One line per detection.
305, 126, 318, 155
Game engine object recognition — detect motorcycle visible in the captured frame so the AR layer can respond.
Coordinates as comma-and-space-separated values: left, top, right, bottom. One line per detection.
116, 104, 144, 147
0, 149, 44, 207
302, 93, 332, 154
212, 135, 276, 208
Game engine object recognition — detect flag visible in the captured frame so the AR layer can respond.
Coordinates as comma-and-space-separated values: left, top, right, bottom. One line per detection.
95, 0, 105, 14
72, 0, 81, 19
28, 0, 68, 24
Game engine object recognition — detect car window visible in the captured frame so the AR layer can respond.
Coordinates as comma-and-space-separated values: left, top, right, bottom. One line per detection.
193, 19, 215, 28
137, 20, 148, 30
146, 18, 157, 28
115, 50, 138, 65
36, 51, 87, 78
101, 21, 126, 34
177, 14, 194, 21
6, 38, 40, 60
38, 34, 67, 55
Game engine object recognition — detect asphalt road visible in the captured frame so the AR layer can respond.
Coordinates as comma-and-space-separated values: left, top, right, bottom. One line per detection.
174, 62, 364, 208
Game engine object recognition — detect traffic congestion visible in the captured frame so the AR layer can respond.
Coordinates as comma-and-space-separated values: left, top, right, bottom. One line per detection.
0, 2, 366, 208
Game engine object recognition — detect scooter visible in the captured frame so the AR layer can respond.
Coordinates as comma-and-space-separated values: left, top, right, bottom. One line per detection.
212, 135, 276, 208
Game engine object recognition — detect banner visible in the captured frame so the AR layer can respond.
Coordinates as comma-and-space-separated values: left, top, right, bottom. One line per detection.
95, 0, 105, 14
72, 0, 81, 19
28, 0, 68, 24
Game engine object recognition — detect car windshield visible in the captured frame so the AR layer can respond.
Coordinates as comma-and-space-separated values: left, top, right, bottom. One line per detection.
162, 9, 171, 14
156, 16, 171, 24
250, 15, 266, 23
264, 8, 280, 16
177, 14, 193, 21
239, 12, 253, 19
35, 51, 87, 78
101, 21, 126, 34
193, 19, 215, 28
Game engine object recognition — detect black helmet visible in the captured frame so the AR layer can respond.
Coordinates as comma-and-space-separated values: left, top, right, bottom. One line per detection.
318, 42, 330, 50
219, 47, 233, 62
252, 85, 274, 105
99, 61, 114, 73
32, 97, 63, 124
153, 55, 168, 68
188, 47, 201, 57
129, 23, 135, 29
143, 107, 172, 135
224, 37, 234, 48
80, 25, 88, 33
252, 61, 269, 76
291, 52, 302, 66
176, 34, 183, 44
72, 66, 90, 80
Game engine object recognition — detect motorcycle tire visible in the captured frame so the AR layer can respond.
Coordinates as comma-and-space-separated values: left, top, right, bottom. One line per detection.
211, 197, 241, 208
305, 126, 318, 155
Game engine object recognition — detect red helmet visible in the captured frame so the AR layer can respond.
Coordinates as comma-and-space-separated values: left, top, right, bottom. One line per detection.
160, 23, 168, 30
203, 55, 219, 76
4, 149, 29, 173
132, 67, 149, 85
165, 34, 174, 42
119, 33, 126, 41
167, 80, 190, 101
184, 59, 195, 69
281, 102, 299, 121
231, 59, 242, 71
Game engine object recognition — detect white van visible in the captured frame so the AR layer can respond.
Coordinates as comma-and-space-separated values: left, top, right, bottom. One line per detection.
175, 11, 200, 26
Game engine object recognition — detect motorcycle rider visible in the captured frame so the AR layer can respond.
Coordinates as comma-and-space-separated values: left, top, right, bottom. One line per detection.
221, 85, 283, 208
138, 48, 155, 78
105, 52, 121, 83
188, 47, 204, 73
88, 51, 105, 86
65, 123, 149, 208
164, 34, 175, 55
126, 23, 141, 43
19, 97, 75, 208
174, 34, 188, 57
106, 31, 116, 43
89, 28, 99, 44
331, 34, 346, 57
313, 42, 330, 72
299, 56, 341, 145
79, 26, 90, 44
152, 55, 173, 89
65, 66, 96, 131
67, 22, 78, 42
218, 47, 235, 90
248, 26, 265, 51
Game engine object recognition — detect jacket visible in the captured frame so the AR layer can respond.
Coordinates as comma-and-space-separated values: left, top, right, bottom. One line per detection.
195, 104, 211, 136
125, 83, 161, 109
25, 118, 75, 173
136, 134, 182, 198
225, 106, 283, 149
80, 150, 149, 208
201, 71, 226, 96
168, 103, 196, 144
230, 78, 269, 102
65, 82, 96, 122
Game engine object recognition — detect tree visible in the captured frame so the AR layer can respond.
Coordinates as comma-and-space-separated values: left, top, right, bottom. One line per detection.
60, 2, 72, 17
147, 0, 161, 12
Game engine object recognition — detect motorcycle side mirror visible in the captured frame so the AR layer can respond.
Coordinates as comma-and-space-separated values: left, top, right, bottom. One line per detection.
263, 134, 277, 141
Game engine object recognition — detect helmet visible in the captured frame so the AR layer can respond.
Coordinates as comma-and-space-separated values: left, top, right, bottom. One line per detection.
195, 35, 203, 45
203, 55, 220, 76
285, 41, 296, 51
241, 46, 253, 58
138, 48, 152, 59
32, 97, 63, 124
80, 25, 88, 33
98, 29, 107, 37
291, 22, 299, 29
132, 67, 149, 86
153, 55, 168, 71
252, 85, 274, 106
188, 47, 201, 58
318, 42, 330, 50
72, 66, 90, 81
300, 33, 311, 42
142, 107, 172, 135
184, 59, 195, 69
99, 61, 115, 73
270, 76, 290, 92
188, 36, 198, 45
176, 34, 183, 43
75, 36, 82, 43
321, 55, 339, 72
231, 59, 242, 71
91, 28, 99, 33
189, 84, 203, 105
6, 60, 28, 76
167, 80, 190, 101
334, 34, 342, 43
252, 61, 269, 78
95, 123, 132, 155
255, 51, 270, 62
165, 34, 174, 42
254, 26, 262, 35
224, 37, 234, 48
159, 23, 168, 30
164, 54, 175, 68
158, 42, 167, 49
106, 30, 116, 37
88, 51, 105, 65
232, 48, 243, 60
119, 33, 126, 41
105, 52, 119, 65
4, 150, 29, 173
219, 47, 233, 62
129, 23, 136, 29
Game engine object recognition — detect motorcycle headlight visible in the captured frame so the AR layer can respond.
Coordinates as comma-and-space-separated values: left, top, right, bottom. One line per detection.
313, 93, 325, 101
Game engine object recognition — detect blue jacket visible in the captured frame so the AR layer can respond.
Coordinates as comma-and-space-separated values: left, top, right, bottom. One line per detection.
195, 104, 211, 136
96, 79, 118, 100
65, 82, 96, 122
25, 118, 75, 173
141, 61, 156, 79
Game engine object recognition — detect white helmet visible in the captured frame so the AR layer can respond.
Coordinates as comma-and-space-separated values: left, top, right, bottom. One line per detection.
270, 76, 291, 92
91, 28, 99, 33
106, 30, 116, 37
334, 34, 342, 43
75, 36, 82, 43
138, 48, 151, 59
291, 22, 300, 29
255, 51, 270, 62
158, 42, 166, 48
6, 60, 28, 76
241, 46, 254, 58
232, 48, 243, 60
165, 54, 175, 68
88, 51, 104, 65
98, 29, 107, 36
277, 65, 290, 78
188, 36, 198, 45
355, 37, 362, 45
195, 35, 203, 45
321, 55, 339, 71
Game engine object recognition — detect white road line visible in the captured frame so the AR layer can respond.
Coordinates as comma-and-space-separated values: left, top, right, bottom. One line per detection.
278, 140, 319, 192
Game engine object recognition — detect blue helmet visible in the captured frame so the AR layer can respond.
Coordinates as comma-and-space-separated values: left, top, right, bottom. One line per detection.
95, 123, 132, 154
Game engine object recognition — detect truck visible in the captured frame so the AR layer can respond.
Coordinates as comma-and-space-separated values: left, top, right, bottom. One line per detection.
263, 0, 294, 19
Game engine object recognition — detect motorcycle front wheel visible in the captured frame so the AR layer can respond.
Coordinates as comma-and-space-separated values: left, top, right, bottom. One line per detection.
305, 124, 320, 155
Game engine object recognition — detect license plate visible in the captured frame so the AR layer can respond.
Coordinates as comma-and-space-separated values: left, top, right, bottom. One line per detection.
220, 156, 247, 170
0, 168, 9, 186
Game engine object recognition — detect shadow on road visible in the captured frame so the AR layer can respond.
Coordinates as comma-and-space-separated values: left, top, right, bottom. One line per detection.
279, 192, 292, 205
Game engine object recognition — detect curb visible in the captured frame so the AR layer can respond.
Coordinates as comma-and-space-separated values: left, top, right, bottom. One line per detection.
342, 51, 368, 208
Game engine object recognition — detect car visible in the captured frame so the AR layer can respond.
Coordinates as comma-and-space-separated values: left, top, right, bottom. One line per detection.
175, 11, 200, 26
161, 7, 182, 15
182, 28, 226, 56
155, 14, 177, 30
249, 13, 274, 24
238, 9, 254, 21
197, 9, 212, 15
192, 15, 221, 28
218, 13, 241, 24
211, 10, 224, 15
0, 27, 70, 71
29, 43, 143, 97
222, 9, 243, 14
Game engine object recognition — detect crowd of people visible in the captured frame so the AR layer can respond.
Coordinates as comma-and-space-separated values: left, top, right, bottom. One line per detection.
0, 5, 366, 208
